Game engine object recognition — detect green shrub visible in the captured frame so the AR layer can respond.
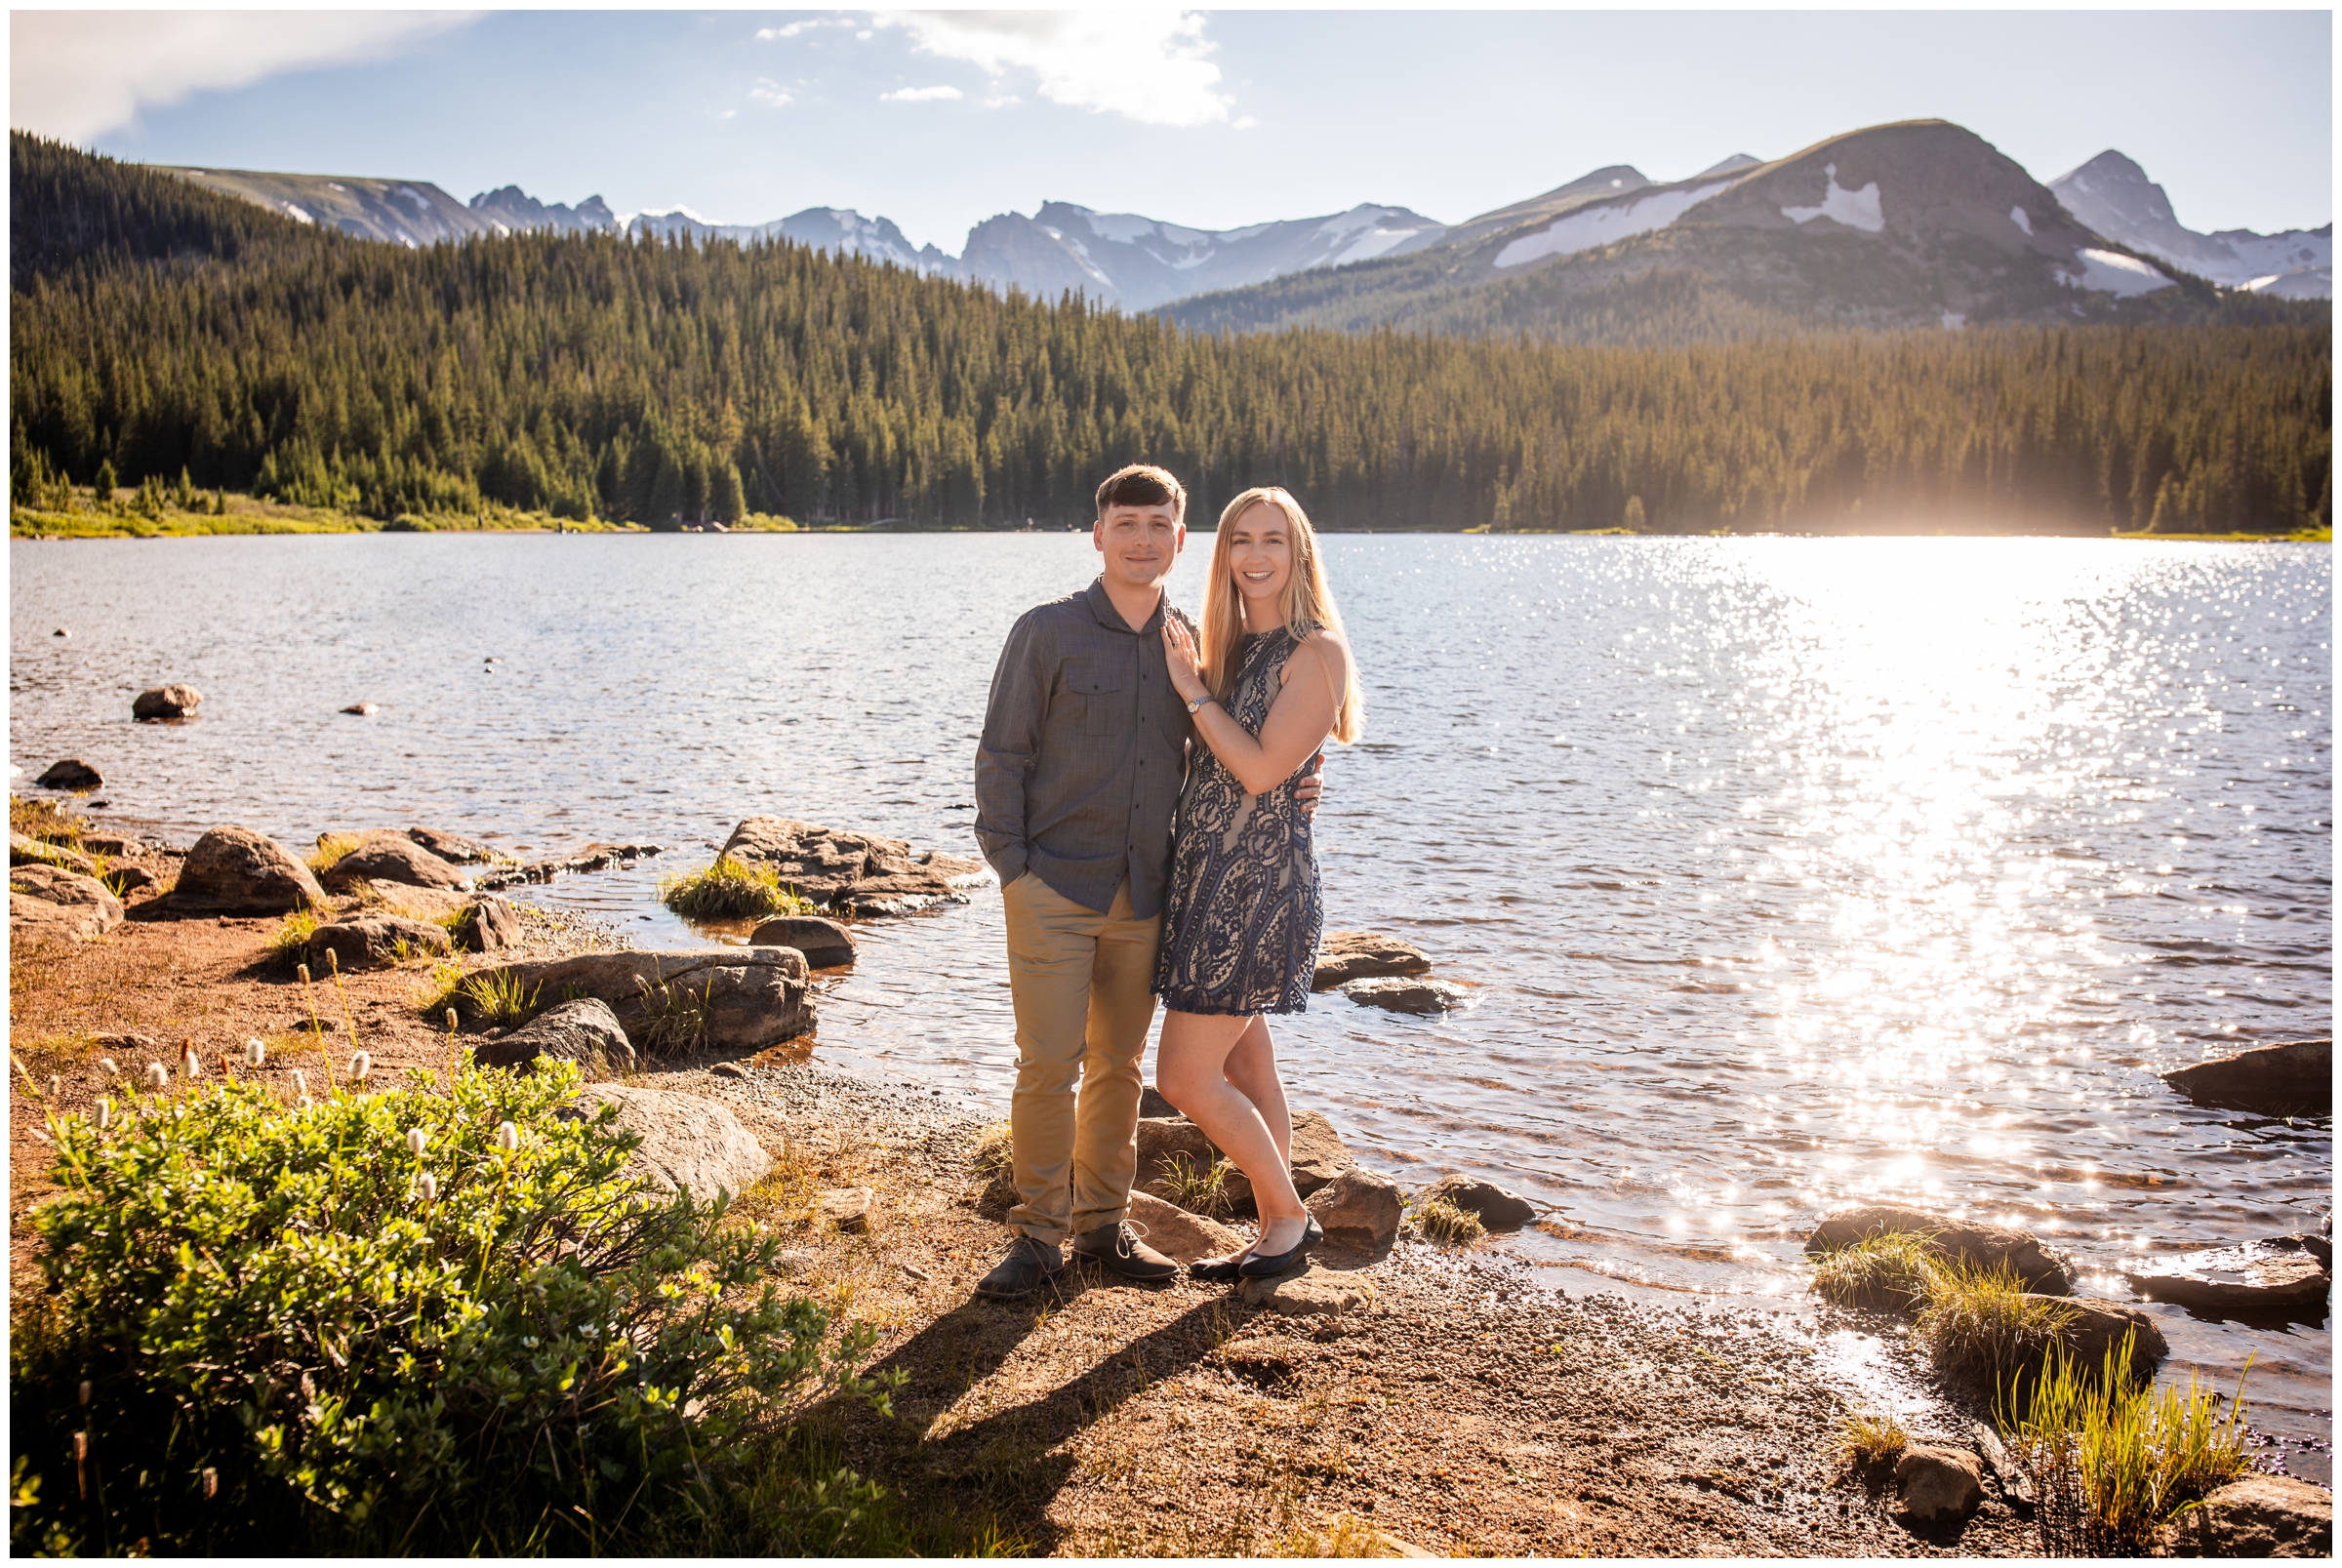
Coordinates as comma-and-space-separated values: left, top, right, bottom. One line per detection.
1916, 1257, 2079, 1387
2001, 1331, 2250, 1555
12, 1063, 888, 1553
266, 908, 319, 969
659, 858, 817, 921
1808, 1229, 1944, 1309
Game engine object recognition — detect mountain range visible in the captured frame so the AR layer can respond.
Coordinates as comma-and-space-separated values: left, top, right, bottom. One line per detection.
157, 121, 2327, 342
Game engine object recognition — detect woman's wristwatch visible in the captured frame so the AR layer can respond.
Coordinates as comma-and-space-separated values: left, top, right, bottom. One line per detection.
1186, 695, 1211, 714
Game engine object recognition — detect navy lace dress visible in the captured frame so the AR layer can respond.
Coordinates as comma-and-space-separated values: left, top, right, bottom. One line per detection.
1154, 627, 1323, 1016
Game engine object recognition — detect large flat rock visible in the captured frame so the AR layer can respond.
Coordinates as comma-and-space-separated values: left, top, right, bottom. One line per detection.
470, 947, 813, 1055
1312, 931, 1432, 989
9, 863, 125, 944
1126, 1190, 1246, 1263
2161, 1039, 2331, 1118
320, 831, 468, 892
171, 825, 325, 914
566, 1083, 771, 1203
719, 815, 988, 916
2125, 1240, 2331, 1315
1805, 1203, 2076, 1294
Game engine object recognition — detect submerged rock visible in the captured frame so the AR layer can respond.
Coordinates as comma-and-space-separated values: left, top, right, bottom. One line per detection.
718, 815, 988, 916
320, 832, 467, 892
472, 841, 664, 890
9, 863, 124, 943
171, 825, 325, 914
132, 684, 202, 720
307, 915, 450, 971
34, 759, 102, 791
747, 913, 857, 967
1312, 931, 1433, 989
564, 1083, 770, 1203
2125, 1240, 2331, 1315
2160, 1038, 2332, 1118
1340, 975, 1467, 1014
1804, 1204, 2076, 1294
466, 947, 813, 1055
407, 825, 501, 864
476, 997, 635, 1076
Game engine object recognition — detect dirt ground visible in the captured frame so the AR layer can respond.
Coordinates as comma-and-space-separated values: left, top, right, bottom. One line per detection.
9, 874, 2045, 1557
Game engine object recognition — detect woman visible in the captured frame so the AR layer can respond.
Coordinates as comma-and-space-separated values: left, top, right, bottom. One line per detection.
1155, 486, 1363, 1280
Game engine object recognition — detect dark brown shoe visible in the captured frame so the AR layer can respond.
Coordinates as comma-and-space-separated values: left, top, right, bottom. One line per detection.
1070, 1221, 1179, 1283
974, 1234, 1068, 1301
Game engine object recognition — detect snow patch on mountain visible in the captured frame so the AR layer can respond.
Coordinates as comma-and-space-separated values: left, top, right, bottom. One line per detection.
2050, 150, 2330, 297
1781, 165, 1883, 232
2060, 248, 2173, 297
1493, 181, 1732, 269
2008, 205, 2032, 236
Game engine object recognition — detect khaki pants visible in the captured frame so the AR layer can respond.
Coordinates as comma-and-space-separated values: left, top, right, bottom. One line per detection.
1001, 872, 1161, 1243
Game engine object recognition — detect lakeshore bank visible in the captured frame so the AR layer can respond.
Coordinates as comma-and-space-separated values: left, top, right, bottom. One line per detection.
6, 855, 2067, 1557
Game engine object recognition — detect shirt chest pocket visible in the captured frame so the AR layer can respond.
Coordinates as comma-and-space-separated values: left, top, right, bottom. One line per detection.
1064, 658, 1124, 737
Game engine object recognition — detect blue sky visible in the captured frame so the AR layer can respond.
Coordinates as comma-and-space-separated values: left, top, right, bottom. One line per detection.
15, 9, 2332, 249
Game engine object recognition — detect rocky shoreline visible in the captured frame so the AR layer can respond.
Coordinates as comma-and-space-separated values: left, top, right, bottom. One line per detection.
8, 800, 2332, 1555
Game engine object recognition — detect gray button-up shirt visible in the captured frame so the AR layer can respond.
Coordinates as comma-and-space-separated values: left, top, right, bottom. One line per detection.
974, 578, 1196, 916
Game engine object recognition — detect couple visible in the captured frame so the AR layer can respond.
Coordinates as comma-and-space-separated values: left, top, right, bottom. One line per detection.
970, 462, 1362, 1299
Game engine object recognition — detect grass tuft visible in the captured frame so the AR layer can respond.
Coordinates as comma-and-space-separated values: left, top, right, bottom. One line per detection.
10, 794, 88, 846
267, 908, 320, 970
1409, 1194, 1486, 1247
659, 857, 818, 921
630, 963, 710, 1055
458, 968, 542, 1027
1155, 1150, 1235, 1217
1836, 1409, 1909, 1472
306, 832, 365, 875
1916, 1257, 2079, 1387
1809, 1229, 1944, 1309
2002, 1331, 2250, 1556
971, 1120, 1014, 1178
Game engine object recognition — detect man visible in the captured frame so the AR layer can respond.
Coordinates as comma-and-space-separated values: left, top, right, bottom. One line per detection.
971, 462, 1318, 1299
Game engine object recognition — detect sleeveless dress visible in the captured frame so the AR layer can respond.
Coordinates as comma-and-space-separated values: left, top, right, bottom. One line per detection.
1153, 626, 1323, 1016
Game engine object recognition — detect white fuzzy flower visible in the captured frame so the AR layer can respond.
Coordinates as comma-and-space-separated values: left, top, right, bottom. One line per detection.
417, 1172, 440, 1204
145, 1062, 169, 1090
245, 1038, 266, 1068
496, 1120, 519, 1152
98, 1100, 112, 1131
182, 1049, 201, 1080
348, 1051, 371, 1083
299, 1095, 314, 1110
406, 1127, 428, 1157
98, 1057, 118, 1078
290, 1068, 307, 1098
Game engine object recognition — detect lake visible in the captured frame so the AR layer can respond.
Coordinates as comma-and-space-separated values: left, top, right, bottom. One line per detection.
10, 531, 2331, 1469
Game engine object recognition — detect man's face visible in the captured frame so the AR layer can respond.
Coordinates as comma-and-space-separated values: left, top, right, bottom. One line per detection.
1093, 502, 1185, 593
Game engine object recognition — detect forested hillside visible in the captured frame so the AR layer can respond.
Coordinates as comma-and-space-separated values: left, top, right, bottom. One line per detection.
11, 136, 2330, 534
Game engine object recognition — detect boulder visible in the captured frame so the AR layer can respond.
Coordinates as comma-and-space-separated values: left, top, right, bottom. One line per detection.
718, 815, 989, 916
1139, 1083, 1178, 1118
1340, 976, 1467, 1015
2125, 1241, 2331, 1315
455, 896, 523, 952
1312, 931, 1433, 989
34, 759, 102, 791
9, 864, 124, 943
102, 864, 158, 894
476, 997, 636, 1075
407, 825, 501, 864
464, 947, 814, 1055
307, 915, 450, 971
2057, 1297, 2169, 1377
1135, 1115, 1224, 1203
1287, 1108, 1357, 1194
319, 832, 467, 892
747, 913, 857, 968
132, 684, 202, 720
11, 832, 96, 873
1892, 1446, 1983, 1524
2161, 1039, 2331, 1118
1306, 1167, 1403, 1253
1421, 1173, 1538, 1231
565, 1083, 771, 1203
1126, 1189, 1246, 1263
1239, 1264, 1371, 1316
171, 825, 326, 914
1804, 1204, 2076, 1294
2162, 1473, 2332, 1558
1136, 1109, 1355, 1213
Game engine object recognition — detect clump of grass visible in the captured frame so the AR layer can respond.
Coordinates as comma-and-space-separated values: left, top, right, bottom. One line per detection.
1916, 1257, 2080, 1387
971, 1121, 1014, 1178
659, 857, 818, 921
1409, 1194, 1486, 1246
458, 968, 542, 1027
415, 959, 466, 1017
1270, 1513, 1400, 1557
1809, 1229, 1945, 1309
631, 964, 709, 1055
1836, 1409, 1909, 1472
306, 832, 365, 875
10, 794, 87, 847
267, 908, 320, 969
1154, 1150, 1235, 1217
2002, 1331, 2250, 1556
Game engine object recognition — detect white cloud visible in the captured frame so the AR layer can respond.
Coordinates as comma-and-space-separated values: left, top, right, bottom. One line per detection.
874, 10, 1233, 127
10, 11, 480, 142
756, 21, 815, 41
749, 77, 793, 107
1233, 115, 1259, 131
880, 84, 961, 102
984, 95, 1023, 110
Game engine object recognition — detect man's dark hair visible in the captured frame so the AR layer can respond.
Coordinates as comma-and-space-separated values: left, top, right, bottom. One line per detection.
1095, 463, 1187, 523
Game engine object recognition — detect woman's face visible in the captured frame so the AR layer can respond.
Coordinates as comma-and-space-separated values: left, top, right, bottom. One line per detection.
1225, 502, 1294, 613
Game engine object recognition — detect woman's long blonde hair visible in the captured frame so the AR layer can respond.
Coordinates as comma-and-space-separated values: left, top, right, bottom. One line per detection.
1199, 487, 1363, 743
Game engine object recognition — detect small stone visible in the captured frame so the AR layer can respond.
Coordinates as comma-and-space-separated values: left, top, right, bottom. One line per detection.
1340, 975, 1467, 1015
9, 864, 126, 943
103, 864, 158, 893
455, 896, 522, 951
475, 998, 635, 1076
1805, 1204, 2076, 1294
2057, 1297, 2170, 1376
1139, 1083, 1178, 1118
306, 915, 450, 971
35, 759, 102, 791
561, 1083, 770, 1202
407, 825, 501, 864
819, 1186, 873, 1231
902, 1262, 930, 1282
1239, 1264, 1371, 1316
11, 832, 96, 873
52, 628, 67, 638
710, 1061, 748, 1079
1306, 1167, 1403, 1252
746, 913, 857, 968
132, 684, 202, 721
341, 703, 377, 716
319, 832, 467, 892
1420, 1173, 1538, 1230
1893, 1445, 1983, 1523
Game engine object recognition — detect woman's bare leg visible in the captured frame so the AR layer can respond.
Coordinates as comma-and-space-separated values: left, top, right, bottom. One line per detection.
1221, 1016, 1291, 1169
1157, 1009, 1310, 1256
